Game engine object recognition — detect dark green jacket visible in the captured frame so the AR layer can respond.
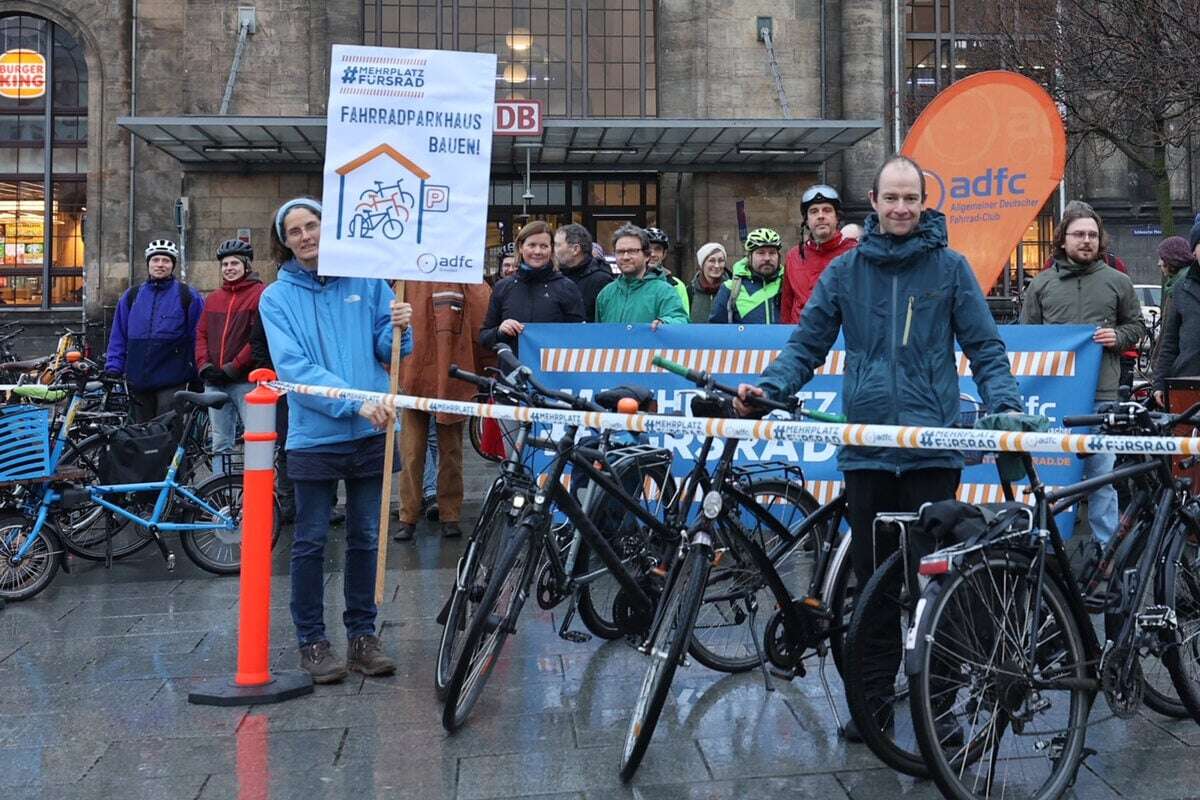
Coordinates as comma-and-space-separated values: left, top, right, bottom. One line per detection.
760, 210, 1022, 474
594, 272, 689, 324
1020, 257, 1144, 401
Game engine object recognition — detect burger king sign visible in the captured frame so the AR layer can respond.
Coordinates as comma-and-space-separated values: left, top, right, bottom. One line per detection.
0, 49, 46, 100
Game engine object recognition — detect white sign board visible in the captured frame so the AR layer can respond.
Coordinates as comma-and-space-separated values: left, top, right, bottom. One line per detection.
319, 44, 496, 282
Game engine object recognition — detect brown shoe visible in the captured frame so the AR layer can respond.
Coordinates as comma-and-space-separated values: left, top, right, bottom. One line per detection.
392, 522, 416, 542
298, 640, 348, 684
347, 634, 396, 676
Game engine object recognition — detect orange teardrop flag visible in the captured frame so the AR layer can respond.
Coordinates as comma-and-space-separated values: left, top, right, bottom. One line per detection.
901, 71, 1066, 293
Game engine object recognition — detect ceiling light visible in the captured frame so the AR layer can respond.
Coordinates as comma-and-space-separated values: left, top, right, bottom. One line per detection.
737, 146, 809, 156
506, 28, 532, 51
202, 145, 280, 154
567, 147, 639, 155
502, 63, 529, 84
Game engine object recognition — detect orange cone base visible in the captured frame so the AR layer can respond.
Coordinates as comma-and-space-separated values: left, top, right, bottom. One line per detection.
187, 670, 313, 707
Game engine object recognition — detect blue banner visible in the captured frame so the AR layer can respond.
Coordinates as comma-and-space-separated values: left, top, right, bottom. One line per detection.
520, 323, 1102, 531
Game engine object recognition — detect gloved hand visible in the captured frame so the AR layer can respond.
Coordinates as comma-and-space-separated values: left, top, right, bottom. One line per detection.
200, 365, 227, 386
221, 364, 241, 382
976, 412, 1051, 483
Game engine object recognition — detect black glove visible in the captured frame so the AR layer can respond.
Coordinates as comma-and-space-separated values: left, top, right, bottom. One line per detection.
221, 364, 241, 382
200, 365, 227, 385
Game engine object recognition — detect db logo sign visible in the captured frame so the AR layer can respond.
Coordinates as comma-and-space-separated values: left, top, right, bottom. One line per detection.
0, 49, 46, 100
495, 100, 543, 136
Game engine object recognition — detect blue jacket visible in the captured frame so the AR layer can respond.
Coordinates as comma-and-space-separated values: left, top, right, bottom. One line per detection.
259, 260, 412, 451
759, 211, 1022, 473
105, 276, 204, 392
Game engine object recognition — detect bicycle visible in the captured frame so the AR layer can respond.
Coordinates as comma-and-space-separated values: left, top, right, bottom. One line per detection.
904, 400, 1200, 800
0, 376, 281, 600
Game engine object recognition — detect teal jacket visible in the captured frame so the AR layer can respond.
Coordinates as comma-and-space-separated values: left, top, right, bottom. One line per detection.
260, 260, 412, 450
759, 210, 1022, 473
595, 272, 689, 324
708, 257, 784, 324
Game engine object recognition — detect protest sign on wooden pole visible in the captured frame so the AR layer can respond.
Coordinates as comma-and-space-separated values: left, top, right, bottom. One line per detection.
319, 44, 496, 604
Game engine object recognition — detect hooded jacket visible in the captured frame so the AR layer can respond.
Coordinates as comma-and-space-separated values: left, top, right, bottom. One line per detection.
1020, 257, 1144, 401
558, 254, 614, 322
781, 232, 858, 324
708, 257, 784, 324
479, 264, 585, 353
195, 272, 266, 382
647, 265, 691, 315
1153, 265, 1200, 392
594, 271, 689, 324
106, 274, 204, 392
259, 260, 412, 450
687, 271, 728, 323
399, 280, 493, 424
759, 210, 1022, 474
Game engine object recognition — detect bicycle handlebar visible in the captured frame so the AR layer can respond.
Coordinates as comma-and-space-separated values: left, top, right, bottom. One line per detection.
651, 354, 847, 422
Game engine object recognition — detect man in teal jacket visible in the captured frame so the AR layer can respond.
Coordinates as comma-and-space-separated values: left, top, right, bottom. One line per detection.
260, 197, 413, 685
738, 156, 1022, 740
595, 224, 688, 327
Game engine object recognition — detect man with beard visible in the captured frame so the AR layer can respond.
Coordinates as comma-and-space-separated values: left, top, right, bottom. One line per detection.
708, 228, 786, 324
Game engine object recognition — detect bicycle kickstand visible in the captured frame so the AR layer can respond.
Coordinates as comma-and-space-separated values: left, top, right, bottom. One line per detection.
147, 526, 176, 571
817, 655, 843, 733
747, 603, 775, 692
556, 593, 591, 644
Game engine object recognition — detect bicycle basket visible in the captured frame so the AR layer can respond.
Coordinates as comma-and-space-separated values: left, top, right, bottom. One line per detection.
0, 404, 51, 482
98, 410, 184, 486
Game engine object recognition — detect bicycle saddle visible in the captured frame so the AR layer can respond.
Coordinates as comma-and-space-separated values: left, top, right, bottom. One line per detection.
173, 389, 230, 410
1, 357, 49, 371
595, 385, 656, 412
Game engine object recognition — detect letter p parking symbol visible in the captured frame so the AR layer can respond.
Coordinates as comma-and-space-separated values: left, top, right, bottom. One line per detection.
423, 185, 450, 213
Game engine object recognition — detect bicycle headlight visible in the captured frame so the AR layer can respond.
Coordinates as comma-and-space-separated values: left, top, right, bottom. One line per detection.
701, 490, 723, 520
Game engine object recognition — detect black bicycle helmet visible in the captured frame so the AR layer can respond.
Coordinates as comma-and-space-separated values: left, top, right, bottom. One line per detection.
216, 238, 254, 261
645, 227, 670, 248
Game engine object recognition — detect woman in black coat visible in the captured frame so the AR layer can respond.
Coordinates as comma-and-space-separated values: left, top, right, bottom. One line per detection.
1154, 233, 1200, 405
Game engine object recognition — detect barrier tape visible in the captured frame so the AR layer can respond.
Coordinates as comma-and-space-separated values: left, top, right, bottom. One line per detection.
268, 380, 1200, 457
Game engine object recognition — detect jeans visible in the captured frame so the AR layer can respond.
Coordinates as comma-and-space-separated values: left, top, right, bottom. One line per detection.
205, 381, 254, 465
290, 475, 383, 646
423, 415, 438, 498
1082, 449, 1118, 546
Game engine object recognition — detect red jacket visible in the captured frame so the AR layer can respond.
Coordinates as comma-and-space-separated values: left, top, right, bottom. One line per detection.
195, 273, 266, 380
781, 232, 857, 324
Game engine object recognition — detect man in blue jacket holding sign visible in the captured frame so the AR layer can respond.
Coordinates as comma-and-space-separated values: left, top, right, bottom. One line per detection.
737, 156, 1023, 741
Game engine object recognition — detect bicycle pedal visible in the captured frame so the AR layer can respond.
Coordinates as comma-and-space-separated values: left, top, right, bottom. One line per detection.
1138, 605, 1178, 631
767, 666, 799, 682
559, 630, 591, 644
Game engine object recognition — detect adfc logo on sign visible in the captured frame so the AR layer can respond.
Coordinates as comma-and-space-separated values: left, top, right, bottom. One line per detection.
334, 143, 450, 245
0, 49, 46, 100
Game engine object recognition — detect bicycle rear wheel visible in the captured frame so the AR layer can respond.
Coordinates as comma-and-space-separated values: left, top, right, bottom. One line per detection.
1159, 524, 1200, 722
178, 474, 281, 574
55, 434, 149, 561
619, 543, 709, 782
0, 513, 61, 600
843, 550, 927, 777
910, 555, 1091, 800
442, 522, 538, 732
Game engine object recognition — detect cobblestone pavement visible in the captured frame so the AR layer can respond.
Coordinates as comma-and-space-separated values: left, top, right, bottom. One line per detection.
1, 452, 1198, 799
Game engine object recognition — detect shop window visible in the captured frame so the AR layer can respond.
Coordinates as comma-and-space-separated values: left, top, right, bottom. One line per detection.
0, 14, 87, 308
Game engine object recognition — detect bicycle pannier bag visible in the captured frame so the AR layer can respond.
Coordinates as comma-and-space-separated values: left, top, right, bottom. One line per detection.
98, 411, 184, 486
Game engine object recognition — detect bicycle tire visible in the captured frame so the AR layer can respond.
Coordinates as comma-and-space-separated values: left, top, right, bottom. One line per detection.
1159, 524, 1200, 723
619, 543, 709, 782
910, 554, 1091, 800
0, 513, 62, 600
178, 473, 281, 575
55, 434, 150, 561
576, 462, 675, 641
435, 480, 511, 700
687, 480, 820, 673
843, 550, 928, 777
442, 522, 538, 732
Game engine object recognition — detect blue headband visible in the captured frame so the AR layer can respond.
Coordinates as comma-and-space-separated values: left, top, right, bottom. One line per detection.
274, 198, 323, 240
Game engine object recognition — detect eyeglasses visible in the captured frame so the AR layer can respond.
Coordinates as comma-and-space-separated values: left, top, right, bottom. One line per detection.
614, 248, 644, 257
802, 184, 840, 204
285, 220, 321, 240
1066, 230, 1100, 240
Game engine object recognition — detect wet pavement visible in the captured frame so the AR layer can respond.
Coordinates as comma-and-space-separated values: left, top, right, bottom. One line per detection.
3, 452, 1200, 799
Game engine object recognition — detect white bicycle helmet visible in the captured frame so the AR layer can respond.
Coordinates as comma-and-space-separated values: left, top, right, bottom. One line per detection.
145, 239, 179, 264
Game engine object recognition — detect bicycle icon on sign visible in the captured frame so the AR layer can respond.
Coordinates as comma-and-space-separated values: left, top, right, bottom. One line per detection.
349, 178, 415, 241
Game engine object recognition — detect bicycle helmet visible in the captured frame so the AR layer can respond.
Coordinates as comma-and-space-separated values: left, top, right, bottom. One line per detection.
645, 227, 670, 248
744, 227, 783, 253
216, 238, 253, 262
145, 239, 179, 265
800, 184, 842, 216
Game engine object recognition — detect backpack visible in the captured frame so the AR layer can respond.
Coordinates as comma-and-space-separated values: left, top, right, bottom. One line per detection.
97, 411, 185, 486
124, 280, 194, 317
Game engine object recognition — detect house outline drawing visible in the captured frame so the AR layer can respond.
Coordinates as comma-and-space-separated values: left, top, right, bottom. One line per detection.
335, 143, 432, 243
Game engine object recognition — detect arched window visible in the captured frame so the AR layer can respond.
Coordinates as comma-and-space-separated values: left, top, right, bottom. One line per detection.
0, 14, 87, 308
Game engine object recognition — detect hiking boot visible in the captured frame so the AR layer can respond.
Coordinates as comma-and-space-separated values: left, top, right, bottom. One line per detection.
347, 634, 396, 676
441, 521, 463, 539
299, 640, 348, 685
393, 522, 416, 542
422, 495, 440, 522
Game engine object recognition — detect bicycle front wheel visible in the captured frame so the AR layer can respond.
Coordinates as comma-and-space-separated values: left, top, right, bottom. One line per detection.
0, 513, 62, 600
442, 522, 538, 732
1159, 524, 1200, 722
910, 555, 1091, 800
619, 543, 710, 782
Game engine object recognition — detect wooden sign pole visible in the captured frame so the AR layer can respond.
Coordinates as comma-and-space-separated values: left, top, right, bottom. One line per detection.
374, 279, 405, 605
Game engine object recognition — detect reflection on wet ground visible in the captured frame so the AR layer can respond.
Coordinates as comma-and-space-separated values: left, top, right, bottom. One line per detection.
0, 454, 1196, 799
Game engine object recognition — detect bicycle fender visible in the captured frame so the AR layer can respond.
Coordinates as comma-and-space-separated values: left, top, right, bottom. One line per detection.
903, 574, 951, 677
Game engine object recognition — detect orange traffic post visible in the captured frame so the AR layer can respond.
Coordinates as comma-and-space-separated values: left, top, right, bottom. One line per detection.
189, 368, 314, 706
